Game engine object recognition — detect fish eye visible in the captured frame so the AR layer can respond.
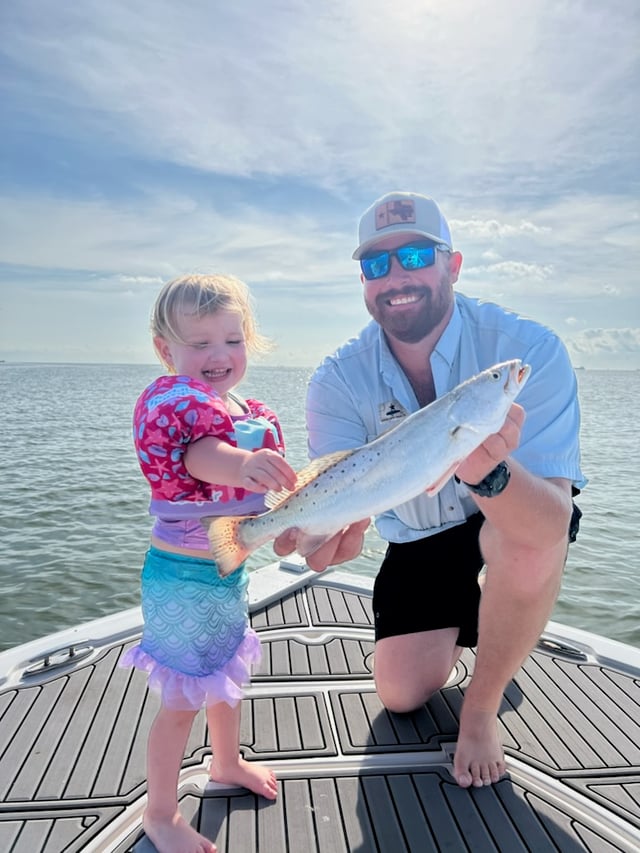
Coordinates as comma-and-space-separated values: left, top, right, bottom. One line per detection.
491, 370, 501, 380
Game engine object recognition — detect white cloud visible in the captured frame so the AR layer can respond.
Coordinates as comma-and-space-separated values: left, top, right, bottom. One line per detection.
0, 0, 638, 369
453, 219, 551, 240
465, 260, 553, 281
2, 0, 638, 193
566, 328, 640, 360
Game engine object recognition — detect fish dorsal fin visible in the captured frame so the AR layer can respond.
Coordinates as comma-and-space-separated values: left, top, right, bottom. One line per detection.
263, 449, 355, 510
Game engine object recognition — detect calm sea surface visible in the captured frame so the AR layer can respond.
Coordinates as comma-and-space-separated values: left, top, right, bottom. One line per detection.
1, 363, 638, 653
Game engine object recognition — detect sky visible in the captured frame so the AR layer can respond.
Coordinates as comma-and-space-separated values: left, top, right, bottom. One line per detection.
0, 0, 638, 370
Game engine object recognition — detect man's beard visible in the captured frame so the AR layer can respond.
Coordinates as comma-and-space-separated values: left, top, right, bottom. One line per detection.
365, 279, 452, 344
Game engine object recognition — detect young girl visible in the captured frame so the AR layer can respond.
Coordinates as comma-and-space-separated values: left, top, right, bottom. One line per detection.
121, 274, 297, 853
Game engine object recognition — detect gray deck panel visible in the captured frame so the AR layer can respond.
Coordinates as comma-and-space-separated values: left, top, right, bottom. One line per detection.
226, 793, 258, 853
93, 670, 151, 799
0, 688, 38, 764
10, 820, 57, 853
310, 776, 351, 853
325, 637, 351, 676
1, 805, 126, 853
2, 680, 64, 801
494, 782, 564, 852
119, 685, 161, 796
500, 682, 561, 767
331, 689, 452, 754
254, 635, 373, 680
64, 650, 135, 800
574, 827, 630, 853
530, 792, 605, 852
412, 773, 469, 848
255, 793, 288, 852
280, 779, 318, 851
386, 774, 440, 853
296, 694, 326, 750
250, 589, 308, 630
527, 654, 637, 767
34, 668, 95, 801
571, 665, 640, 757
362, 775, 417, 851
307, 641, 331, 676
3, 574, 640, 852
307, 587, 374, 629
37, 654, 118, 800
564, 775, 640, 829
125, 771, 640, 852
508, 652, 640, 773
334, 775, 377, 852
502, 698, 572, 769
243, 696, 279, 754
199, 795, 230, 851
443, 782, 508, 851
240, 694, 337, 760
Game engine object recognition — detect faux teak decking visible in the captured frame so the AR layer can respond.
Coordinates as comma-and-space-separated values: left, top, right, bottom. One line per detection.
1, 566, 639, 852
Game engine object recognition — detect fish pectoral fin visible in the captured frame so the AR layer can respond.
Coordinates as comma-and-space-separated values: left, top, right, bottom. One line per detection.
295, 531, 337, 558
425, 462, 459, 497
264, 448, 356, 510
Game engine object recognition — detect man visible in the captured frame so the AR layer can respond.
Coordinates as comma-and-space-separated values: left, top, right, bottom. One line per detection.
275, 191, 584, 788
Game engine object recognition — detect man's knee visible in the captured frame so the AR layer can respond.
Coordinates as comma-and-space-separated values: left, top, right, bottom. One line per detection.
376, 680, 438, 714
374, 659, 454, 713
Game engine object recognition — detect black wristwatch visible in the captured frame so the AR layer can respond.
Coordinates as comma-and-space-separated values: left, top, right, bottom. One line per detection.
455, 461, 511, 498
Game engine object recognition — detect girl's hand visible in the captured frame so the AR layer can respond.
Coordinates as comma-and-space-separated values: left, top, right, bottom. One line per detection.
239, 449, 297, 493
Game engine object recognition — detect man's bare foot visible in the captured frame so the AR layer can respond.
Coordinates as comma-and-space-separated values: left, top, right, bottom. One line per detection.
453, 707, 506, 788
210, 757, 278, 800
143, 810, 217, 853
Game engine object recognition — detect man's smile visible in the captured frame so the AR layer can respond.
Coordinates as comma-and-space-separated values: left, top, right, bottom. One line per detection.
382, 288, 426, 308
387, 293, 422, 306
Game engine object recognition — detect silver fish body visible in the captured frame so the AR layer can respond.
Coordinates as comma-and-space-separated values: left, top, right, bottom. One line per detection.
206, 359, 531, 576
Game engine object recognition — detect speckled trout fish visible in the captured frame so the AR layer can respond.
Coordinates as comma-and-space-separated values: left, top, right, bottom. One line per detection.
206, 359, 531, 577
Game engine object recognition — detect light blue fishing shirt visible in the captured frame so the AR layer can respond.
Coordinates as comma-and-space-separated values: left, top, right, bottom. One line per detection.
306, 293, 586, 544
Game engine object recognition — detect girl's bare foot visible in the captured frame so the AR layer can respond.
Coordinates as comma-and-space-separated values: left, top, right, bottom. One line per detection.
143, 810, 217, 853
210, 757, 278, 800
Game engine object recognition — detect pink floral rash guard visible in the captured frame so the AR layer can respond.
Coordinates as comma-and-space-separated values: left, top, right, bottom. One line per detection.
133, 375, 286, 550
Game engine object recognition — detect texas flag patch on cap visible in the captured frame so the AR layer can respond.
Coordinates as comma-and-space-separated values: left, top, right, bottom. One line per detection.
375, 199, 417, 231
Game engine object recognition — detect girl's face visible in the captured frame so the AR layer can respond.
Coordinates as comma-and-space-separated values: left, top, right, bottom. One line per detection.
154, 308, 247, 398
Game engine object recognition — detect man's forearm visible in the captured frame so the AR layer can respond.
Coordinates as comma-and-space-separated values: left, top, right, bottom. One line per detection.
469, 461, 573, 550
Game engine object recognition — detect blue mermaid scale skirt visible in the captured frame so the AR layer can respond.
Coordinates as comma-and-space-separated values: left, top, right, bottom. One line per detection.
120, 547, 261, 710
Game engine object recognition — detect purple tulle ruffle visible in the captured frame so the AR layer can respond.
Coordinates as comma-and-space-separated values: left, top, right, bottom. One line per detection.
120, 628, 261, 711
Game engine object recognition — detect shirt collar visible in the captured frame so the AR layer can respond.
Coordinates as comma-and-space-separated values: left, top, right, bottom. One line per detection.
432, 298, 462, 370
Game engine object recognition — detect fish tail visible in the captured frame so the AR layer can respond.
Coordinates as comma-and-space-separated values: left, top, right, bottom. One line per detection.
204, 515, 252, 578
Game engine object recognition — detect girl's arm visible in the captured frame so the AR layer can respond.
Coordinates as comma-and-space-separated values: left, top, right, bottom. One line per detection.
185, 436, 297, 494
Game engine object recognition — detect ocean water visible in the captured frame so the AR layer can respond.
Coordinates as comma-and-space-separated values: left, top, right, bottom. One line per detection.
0, 363, 638, 653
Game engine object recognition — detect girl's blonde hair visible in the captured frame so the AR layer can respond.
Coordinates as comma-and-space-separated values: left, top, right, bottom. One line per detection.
151, 273, 271, 368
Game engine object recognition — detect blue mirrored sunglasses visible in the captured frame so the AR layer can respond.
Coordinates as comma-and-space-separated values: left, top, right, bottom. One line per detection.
360, 243, 449, 281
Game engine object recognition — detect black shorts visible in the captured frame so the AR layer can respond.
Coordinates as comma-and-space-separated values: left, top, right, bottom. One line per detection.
372, 513, 485, 648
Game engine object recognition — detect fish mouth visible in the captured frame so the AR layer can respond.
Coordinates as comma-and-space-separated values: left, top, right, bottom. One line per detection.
509, 360, 531, 391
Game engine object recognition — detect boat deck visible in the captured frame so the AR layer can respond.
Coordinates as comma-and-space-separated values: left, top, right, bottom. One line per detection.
1, 562, 639, 852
